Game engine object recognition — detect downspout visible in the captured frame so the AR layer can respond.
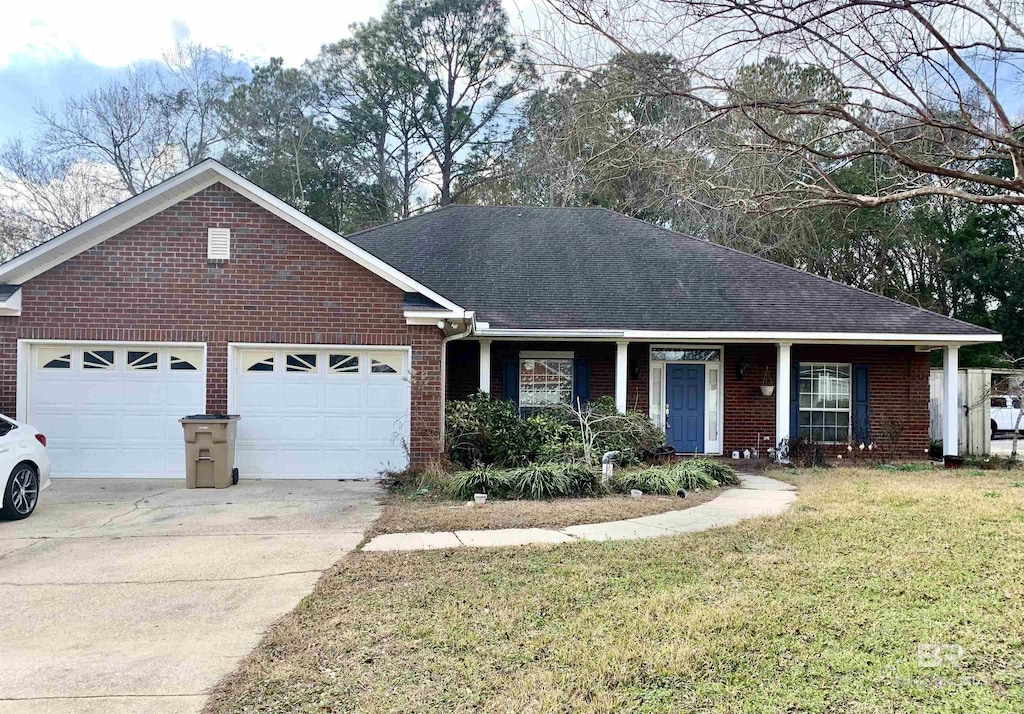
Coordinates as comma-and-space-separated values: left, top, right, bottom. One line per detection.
440, 314, 475, 449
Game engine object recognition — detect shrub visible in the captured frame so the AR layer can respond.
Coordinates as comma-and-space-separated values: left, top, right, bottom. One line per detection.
668, 460, 718, 490
445, 392, 664, 468
450, 468, 513, 499
581, 396, 666, 466
510, 464, 572, 500
560, 463, 604, 497
446, 393, 534, 467
614, 458, 736, 495
615, 466, 680, 495
686, 457, 740, 486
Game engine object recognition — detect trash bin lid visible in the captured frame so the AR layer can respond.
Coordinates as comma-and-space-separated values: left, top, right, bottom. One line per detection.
182, 414, 240, 420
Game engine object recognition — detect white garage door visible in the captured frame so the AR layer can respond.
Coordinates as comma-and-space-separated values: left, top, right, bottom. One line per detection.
232, 346, 411, 479
26, 343, 206, 478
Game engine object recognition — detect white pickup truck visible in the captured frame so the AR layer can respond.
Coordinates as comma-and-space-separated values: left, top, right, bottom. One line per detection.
990, 396, 1023, 437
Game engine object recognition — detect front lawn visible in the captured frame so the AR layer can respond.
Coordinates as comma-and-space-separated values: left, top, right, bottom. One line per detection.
206, 468, 1024, 713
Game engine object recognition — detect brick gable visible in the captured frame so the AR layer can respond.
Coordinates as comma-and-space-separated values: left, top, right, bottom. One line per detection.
0, 182, 444, 466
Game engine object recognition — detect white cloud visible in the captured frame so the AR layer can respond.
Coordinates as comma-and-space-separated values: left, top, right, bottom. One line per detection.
1, 1, 390, 69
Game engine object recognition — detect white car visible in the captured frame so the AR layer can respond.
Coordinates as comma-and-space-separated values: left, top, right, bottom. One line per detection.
991, 396, 1023, 438
0, 414, 50, 520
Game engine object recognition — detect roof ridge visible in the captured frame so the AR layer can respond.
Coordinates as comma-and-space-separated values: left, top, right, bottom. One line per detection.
606, 209, 997, 336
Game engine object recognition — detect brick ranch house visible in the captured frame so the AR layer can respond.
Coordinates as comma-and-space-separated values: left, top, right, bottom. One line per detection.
0, 160, 999, 479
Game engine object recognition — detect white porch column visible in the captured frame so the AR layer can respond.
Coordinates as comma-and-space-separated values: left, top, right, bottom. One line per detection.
775, 342, 792, 452
478, 339, 491, 394
615, 341, 629, 413
943, 344, 960, 457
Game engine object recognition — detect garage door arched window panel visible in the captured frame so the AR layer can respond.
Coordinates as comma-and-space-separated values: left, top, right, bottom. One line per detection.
127, 350, 159, 371
83, 349, 115, 370
37, 347, 71, 370
286, 353, 318, 373
369, 351, 402, 375
242, 351, 275, 373
329, 353, 359, 374
169, 349, 202, 372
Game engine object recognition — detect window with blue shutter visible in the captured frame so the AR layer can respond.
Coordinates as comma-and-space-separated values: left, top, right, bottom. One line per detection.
501, 358, 519, 405
572, 357, 590, 408
852, 364, 870, 443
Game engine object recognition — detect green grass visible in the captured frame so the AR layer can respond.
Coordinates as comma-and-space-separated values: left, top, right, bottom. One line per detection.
206, 468, 1024, 713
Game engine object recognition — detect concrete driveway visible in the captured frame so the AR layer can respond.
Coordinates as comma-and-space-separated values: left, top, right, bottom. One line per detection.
0, 479, 380, 714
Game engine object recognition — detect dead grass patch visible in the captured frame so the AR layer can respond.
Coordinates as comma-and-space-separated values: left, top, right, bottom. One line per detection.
367, 488, 722, 537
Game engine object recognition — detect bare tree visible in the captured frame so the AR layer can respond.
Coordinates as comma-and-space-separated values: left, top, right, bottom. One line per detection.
161, 41, 243, 165
35, 64, 180, 196
0, 141, 126, 236
542, 0, 1024, 210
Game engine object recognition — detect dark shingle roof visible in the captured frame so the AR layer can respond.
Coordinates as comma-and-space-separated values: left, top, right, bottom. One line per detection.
402, 292, 449, 311
350, 206, 994, 335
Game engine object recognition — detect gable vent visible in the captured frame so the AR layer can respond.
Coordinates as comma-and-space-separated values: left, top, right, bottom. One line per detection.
207, 228, 231, 260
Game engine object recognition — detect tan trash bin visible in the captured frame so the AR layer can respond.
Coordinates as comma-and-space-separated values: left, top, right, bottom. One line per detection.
179, 415, 241, 488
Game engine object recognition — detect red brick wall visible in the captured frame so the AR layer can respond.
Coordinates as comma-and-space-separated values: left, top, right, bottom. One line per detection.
0, 182, 445, 466
723, 344, 931, 458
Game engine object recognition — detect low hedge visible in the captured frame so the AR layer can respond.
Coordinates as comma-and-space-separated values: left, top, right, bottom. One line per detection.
615, 458, 739, 495
450, 463, 603, 500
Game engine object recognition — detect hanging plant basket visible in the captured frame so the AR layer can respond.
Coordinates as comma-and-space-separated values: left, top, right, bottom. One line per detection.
760, 367, 775, 396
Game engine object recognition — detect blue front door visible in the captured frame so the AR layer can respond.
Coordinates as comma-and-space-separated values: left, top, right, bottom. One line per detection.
666, 364, 705, 453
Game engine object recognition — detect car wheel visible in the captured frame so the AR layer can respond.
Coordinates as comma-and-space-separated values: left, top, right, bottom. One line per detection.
1, 463, 39, 520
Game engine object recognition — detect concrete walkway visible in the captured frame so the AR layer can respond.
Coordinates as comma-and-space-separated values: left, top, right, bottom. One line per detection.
0, 479, 380, 714
363, 472, 796, 552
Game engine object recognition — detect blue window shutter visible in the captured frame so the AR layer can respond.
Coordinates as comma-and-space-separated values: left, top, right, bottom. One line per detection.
573, 357, 590, 407
501, 358, 519, 406
853, 364, 870, 443
789, 362, 800, 440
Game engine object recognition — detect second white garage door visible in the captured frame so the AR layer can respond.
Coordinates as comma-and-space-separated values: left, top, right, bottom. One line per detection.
231, 346, 411, 479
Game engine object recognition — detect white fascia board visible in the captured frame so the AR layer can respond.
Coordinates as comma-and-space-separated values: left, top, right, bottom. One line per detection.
0, 287, 21, 316
474, 327, 1001, 346
0, 160, 467, 316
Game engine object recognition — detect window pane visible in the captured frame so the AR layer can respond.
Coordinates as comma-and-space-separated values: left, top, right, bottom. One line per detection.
170, 349, 202, 371
38, 347, 71, 370
369, 351, 402, 374
286, 353, 317, 373
651, 348, 720, 362
519, 358, 574, 408
83, 349, 114, 370
329, 354, 359, 374
243, 351, 275, 372
797, 362, 852, 443
127, 350, 158, 370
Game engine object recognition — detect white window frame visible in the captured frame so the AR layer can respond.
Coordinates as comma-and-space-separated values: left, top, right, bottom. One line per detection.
797, 362, 852, 444
518, 352, 574, 410
649, 344, 724, 455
